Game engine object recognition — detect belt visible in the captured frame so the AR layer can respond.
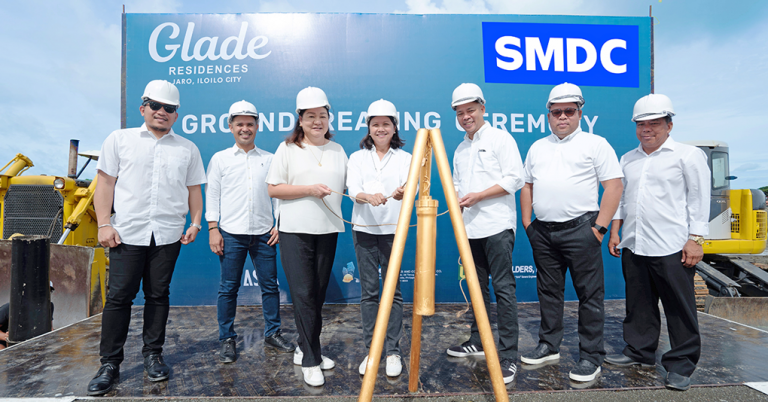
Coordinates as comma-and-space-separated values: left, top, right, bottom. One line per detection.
537, 211, 598, 232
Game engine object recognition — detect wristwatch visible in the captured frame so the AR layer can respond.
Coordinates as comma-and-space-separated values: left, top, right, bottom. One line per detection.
593, 224, 608, 235
688, 235, 705, 246
191, 223, 202, 231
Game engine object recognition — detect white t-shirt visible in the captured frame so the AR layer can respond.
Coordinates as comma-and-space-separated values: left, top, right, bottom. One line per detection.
524, 128, 623, 222
205, 144, 275, 235
96, 124, 207, 246
452, 123, 525, 239
347, 147, 412, 235
266, 140, 347, 234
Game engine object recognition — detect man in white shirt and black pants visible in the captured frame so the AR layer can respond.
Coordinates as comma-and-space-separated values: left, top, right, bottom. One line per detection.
606, 94, 709, 391
444, 83, 525, 384
206, 101, 296, 364
88, 80, 206, 396
520, 83, 624, 383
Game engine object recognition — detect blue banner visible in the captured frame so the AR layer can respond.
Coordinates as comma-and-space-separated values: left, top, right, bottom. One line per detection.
124, 13, 651, 306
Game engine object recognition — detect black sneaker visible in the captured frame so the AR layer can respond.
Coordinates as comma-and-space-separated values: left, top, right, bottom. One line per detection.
446, 340, 484, 357
220, 338, 237, 363
143, 353, 170, 382
500, 359, 517, 384
569, 359, 601, 382
520, 343, 560, 365
265, 329, 296, 352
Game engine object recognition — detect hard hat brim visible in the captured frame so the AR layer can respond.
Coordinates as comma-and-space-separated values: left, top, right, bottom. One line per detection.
142, 96, 180, 107
632, 112, 675, 122
451, 97, 485, 110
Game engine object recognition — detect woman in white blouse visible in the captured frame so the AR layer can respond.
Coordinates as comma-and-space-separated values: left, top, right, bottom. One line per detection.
347, 99, 412, 377
266, 87, 347, 387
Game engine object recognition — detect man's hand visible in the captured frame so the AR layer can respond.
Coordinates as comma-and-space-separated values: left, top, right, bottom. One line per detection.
209, 228, 224, 255
367, 193, 387, 207
98, 226, 121, 248
181, 226, 200, 245
307, 184, 332, 199
591, 227, 605, 244
267, 227, 279, 246
391, 186, 405, 201
608, 233, 621, 257
682, 239, 704, 268
459, 192, 484, 208
0, 330, 7, 342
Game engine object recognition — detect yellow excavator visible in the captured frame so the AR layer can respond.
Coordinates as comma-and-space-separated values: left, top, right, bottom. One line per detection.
685, 141, 768, 328
0, 140, 107, 314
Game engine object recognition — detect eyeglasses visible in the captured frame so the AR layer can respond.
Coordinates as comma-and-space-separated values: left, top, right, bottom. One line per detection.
144, 101, 178, 114
550, 108, 578, 118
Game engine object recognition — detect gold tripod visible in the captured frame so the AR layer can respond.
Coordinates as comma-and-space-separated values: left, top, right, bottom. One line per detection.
358, 128, 509, 402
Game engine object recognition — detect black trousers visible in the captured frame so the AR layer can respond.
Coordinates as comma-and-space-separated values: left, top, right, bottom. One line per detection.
100, 236, 181, 366
527, 211, 605, 366
621, 249, 701, 376
467, 229, 519, 360
279, 231, 338, 367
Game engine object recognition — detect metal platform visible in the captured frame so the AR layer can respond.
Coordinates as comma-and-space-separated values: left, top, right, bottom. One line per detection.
1, 300, 768, 398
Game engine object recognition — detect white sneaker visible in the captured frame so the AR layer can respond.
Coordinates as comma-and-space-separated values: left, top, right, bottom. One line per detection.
294, 346, 336, 370
386, 355, 402, 377
359, 356, 368, 375
301, 366, 324, 386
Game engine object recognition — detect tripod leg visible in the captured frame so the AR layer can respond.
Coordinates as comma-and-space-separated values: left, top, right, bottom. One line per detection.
408, 313, 423, 392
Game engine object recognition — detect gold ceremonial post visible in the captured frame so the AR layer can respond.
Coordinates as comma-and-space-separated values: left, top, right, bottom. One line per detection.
358, 128, 508, 402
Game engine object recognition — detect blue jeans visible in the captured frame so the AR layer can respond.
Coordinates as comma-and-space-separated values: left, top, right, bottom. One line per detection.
217, 229, 280, 341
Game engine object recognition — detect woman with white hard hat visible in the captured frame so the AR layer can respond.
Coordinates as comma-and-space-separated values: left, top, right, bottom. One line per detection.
347, 99, 411, 378
266, 86, 347, 387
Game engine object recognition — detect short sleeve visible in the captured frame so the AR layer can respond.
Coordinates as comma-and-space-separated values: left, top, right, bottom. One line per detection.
266, 142, 290, 185
96, 131, 120, 177
185, 143, 207, 186
593, 138, 623, 181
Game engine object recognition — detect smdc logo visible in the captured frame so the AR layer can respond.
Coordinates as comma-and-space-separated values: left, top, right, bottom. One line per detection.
482, 22, 639, 88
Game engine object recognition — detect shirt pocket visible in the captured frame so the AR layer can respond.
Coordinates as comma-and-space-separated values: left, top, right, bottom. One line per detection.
475, 151, 500, 173
161, 147, 191, 185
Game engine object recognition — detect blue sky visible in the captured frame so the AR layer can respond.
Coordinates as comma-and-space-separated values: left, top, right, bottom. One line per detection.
1, 0, 767, 189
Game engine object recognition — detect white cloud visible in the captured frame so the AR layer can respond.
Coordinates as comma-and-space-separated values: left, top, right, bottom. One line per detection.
397, 0, 490, 14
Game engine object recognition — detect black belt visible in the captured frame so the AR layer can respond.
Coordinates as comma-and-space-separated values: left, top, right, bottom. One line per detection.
537, 211, 598, 232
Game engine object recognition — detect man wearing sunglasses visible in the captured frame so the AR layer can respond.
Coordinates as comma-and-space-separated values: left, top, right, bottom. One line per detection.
605, 94, 709, 391
520, 82, 623, 383
87, 80, 206, 396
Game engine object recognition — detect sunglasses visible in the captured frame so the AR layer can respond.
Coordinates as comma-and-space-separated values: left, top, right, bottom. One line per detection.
144, 101, 178, 114
550, 108, 578, 118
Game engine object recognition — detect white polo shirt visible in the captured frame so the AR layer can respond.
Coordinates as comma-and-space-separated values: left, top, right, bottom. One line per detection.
453, 123, 525, 239
205, 144, 276, 235
524, 127, 623, 222
266, 141, 347, 234
614, 137, 710, 256
347, 147, 412, 235
96, 124, 207, 246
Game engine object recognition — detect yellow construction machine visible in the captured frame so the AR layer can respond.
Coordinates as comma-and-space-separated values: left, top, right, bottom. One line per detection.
685, 141, 768, 316
0, 140, 108, 312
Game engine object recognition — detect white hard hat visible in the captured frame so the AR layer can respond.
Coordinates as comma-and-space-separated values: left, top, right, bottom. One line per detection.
546, 82, 584, 109
451, 83, 485, 110
366, 99, 398, 125
228, 100, 259, 123
296, 86, 331, 114
142, 80, 180, 107
632, 94, 675, 122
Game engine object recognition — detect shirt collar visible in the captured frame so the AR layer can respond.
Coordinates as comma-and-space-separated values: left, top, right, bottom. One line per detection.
231, 143, 263, 155
548, 127, 582, 144
369, 146, 396, 157
139, 123, 177, 141
634, 135, 676, 156
464, 121, 489, 142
